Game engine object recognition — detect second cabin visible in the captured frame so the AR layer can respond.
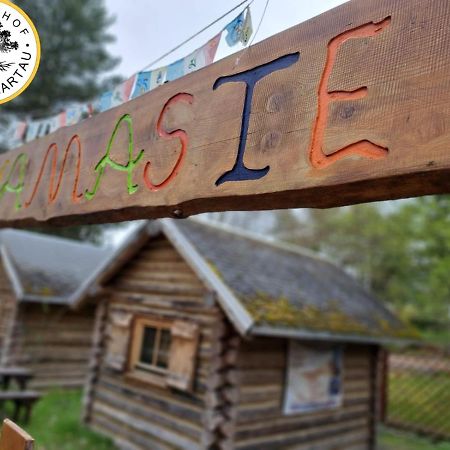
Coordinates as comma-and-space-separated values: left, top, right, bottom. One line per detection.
0, 230, 111, 389
82, 219, 416, 450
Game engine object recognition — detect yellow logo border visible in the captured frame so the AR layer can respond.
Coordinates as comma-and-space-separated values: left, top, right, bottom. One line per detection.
0, 0, 41, 105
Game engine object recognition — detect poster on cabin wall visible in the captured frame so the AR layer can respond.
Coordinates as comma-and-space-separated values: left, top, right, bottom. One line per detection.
283, 342, 343, 415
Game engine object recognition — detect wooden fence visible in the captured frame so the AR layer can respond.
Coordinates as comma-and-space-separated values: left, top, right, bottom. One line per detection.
385, 348, 450, 441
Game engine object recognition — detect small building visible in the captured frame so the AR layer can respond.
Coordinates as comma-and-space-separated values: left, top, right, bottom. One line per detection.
82, 219, 416, 450
0, 229, 111, 389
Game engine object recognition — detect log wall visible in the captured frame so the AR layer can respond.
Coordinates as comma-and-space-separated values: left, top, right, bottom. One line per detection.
232, 338, 378, 450
84, 233, 380, 449
7, 303, 96, 390
85, 235, 229, 450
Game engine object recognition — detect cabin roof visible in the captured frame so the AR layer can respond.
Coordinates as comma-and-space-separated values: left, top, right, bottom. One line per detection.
165, 220, 418, 343
0, 229, 112, 304
0, 219, 417, 344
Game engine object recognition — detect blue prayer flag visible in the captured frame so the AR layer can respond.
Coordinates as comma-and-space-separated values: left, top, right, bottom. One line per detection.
225, 12, 244, 47
131, 71, 152, 99
167, 59, 185, 82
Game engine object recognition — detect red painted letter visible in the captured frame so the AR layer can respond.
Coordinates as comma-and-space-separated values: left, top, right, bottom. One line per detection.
144, 93, 193, 191
309, 18, 391, 169
25, 135, 83, 207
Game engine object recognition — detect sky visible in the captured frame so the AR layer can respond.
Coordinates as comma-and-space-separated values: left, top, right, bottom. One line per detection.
104, 0, 348, 78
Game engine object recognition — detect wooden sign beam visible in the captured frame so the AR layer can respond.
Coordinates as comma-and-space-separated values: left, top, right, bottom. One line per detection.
0, 0, 449, 226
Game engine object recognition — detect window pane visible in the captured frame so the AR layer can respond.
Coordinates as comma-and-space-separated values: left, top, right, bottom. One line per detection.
156, 329, 171, 369
140, 326, 157, 365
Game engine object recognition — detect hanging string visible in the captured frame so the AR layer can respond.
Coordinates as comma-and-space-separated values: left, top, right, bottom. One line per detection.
234, 0, 270, 68
248, 0, 270, 47
135, 0, 255, 74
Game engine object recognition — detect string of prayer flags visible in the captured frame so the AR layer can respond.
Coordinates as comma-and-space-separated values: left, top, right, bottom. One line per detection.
3, 7, 254, 150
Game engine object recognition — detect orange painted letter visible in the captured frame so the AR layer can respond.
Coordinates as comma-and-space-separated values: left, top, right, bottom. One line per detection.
144, 93, 193, 191
309, 18, 391, 169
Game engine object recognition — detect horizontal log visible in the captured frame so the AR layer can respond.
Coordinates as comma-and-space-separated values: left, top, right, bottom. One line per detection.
235, 402, 369, 433
98, 375, 204, 419
31, 379, 85, 389
94, 387, 203, 439
235, 417, 369, 449
91, 410, 179, 450
92, 401, 201, 449
0, 0, 449, 226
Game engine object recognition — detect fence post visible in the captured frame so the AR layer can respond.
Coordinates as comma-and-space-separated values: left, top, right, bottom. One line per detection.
379, 347, 389, 424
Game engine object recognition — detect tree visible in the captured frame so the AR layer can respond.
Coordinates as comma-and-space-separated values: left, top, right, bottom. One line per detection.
2, 0, 123, 243
270, 197, 450, 342
4, 0, 120, 118
0, 24, 19, 53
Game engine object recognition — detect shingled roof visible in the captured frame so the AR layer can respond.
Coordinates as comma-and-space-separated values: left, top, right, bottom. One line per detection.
160, 219, 417, 344
0, 229, 112, 304
1, 219, 415, 343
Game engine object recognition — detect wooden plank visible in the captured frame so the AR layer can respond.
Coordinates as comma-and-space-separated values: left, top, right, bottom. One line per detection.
0, 0, 449, 226
0, 420, 34, 450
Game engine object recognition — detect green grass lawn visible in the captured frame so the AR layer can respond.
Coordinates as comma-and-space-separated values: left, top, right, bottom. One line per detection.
388, 370, 450, 437
379, 427, 450, 450
3, 389, 116, 450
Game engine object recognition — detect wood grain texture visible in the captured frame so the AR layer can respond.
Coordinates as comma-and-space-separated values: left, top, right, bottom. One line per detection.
0, 420, 34, 450
1, 0, 449, 226
85, 235, 228, 449
233, 339, 376, 450
4, 304, 96, 390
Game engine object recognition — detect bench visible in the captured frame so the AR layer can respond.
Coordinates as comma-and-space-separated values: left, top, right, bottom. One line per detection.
0, 392, 42, 424
0, 368, 33, 391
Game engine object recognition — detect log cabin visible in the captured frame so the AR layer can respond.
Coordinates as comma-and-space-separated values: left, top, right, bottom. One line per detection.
82, 218, 417, 450
0, 229, 112, 390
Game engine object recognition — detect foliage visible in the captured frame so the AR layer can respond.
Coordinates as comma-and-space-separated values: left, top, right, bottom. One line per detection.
5, 389, 116, 450
29, 223, 122, 245
3, 0, 121, 118
1, 0, 124, 242
270, 196, 450, 340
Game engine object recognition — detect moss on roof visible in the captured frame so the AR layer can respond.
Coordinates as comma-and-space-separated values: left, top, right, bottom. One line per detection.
174, 220, 418, 343
245, 293, 420, 339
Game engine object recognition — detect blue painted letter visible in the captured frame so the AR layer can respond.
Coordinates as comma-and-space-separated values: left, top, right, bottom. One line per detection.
213, 52, 299, 186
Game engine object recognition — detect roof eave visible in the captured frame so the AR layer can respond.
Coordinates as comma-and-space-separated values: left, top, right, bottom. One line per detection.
161, 219, 254, 336
21, 295, 70, 305
0, 245, 24, 301
68, 221, 153, 309
251, 325, 420, 347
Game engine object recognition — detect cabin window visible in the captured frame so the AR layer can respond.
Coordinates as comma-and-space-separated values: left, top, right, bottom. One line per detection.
127, 316, 199, 391
138, 325, 171, 372
128, 317, 172, 384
